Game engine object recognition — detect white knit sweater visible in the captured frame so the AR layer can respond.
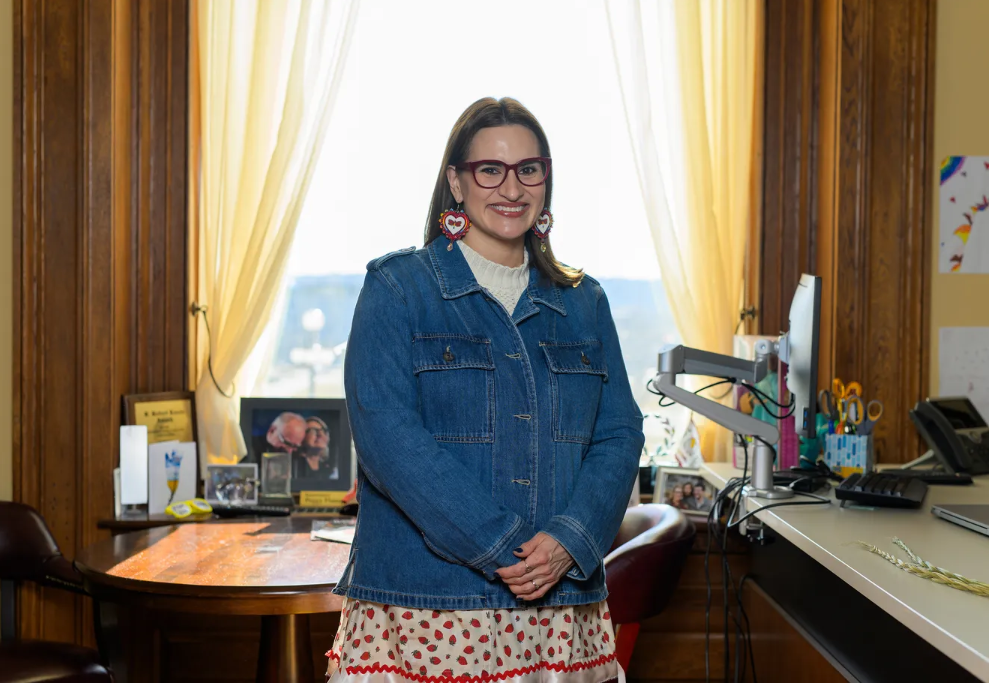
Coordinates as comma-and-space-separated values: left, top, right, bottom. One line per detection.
457, 241, 530, 315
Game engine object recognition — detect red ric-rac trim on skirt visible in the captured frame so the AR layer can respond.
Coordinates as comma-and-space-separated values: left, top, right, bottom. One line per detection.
326, 599, 618, 683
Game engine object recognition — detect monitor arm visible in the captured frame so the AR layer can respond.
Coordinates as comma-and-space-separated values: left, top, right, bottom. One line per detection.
655, 339, 794, 500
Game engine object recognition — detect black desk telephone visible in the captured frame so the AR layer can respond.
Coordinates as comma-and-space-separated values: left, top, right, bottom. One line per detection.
908, 397, 988, 475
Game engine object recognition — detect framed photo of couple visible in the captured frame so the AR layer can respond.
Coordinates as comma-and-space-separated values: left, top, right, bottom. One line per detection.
239, 398, 352, 494
654, 467, 718, 516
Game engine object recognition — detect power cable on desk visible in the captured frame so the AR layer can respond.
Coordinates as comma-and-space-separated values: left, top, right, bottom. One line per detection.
723, 437, 831, 530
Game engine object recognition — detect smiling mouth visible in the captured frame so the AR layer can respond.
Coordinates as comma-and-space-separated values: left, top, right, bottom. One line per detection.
489, 204, 528, 217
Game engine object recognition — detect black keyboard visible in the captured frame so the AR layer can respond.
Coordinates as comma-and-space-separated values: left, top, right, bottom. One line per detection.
881, 469, 974, 485
835, 472, 928, 508
212, 504, 292, 518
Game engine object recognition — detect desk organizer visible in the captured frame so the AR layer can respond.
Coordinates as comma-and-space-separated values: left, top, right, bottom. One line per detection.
824, 433, 874, 478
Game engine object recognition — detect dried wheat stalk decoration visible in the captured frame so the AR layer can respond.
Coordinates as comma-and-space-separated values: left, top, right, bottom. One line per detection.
857, 538, 989, 598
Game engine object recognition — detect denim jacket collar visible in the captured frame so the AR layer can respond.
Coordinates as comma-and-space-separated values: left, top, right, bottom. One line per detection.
427, 237, 567, 316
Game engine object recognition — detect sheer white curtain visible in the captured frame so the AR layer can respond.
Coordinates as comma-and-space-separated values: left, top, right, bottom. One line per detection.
605, 0, 764, 460
189, 0, 359, 468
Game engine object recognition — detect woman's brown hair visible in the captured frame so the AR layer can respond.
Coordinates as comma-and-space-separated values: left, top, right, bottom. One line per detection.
424, 97, 583, 287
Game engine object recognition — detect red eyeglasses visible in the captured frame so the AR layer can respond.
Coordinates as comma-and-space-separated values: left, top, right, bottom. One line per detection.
456, 157, 552, 189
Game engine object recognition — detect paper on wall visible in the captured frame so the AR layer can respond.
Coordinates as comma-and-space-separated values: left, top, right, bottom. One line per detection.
939, 327, 989, 421
939, 156, 989, 274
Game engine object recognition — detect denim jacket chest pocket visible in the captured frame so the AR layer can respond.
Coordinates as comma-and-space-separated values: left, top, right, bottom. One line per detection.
412, 334, 495, 443
541, 340, 608, 444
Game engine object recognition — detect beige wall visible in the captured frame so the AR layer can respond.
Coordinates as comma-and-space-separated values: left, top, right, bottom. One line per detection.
928, 0, 990, 392
1, 0, 12, 502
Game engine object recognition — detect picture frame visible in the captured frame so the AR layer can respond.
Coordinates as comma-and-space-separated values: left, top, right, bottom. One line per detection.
205, 463, 259, 505
123, 391, 197, 446
260, 451, 293, 499
239, 397, 352, 493
654, 467, 718, 516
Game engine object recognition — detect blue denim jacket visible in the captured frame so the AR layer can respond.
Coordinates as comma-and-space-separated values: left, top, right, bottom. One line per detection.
333, 237, 645, 610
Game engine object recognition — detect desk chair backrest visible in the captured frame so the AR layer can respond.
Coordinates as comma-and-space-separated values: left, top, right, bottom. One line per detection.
0, 502, 87, 640
604, 504, 696, 625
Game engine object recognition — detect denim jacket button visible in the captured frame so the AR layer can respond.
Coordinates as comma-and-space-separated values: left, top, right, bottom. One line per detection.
443, 346, 455, 362
581, 352, 591, 365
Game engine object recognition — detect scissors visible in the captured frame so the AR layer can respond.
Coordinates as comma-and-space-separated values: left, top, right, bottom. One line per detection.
832, 377, 863, 400
858, 400, 884, 435
838, 394, 864, 434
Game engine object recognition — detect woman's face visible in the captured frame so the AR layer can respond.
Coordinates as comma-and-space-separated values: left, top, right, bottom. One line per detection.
447, 125, 546, 249
683, 482, 694, 497
304, 420, 330, 449
672, 488, 683, 502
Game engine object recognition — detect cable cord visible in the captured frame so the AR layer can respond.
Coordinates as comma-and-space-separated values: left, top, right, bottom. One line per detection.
704, 436, 754, 683
191, 304, 234, 399
739, 382, 795, 419
648, 378, 736, 408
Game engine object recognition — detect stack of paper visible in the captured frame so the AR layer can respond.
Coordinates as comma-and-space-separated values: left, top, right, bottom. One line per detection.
310, 519, 356, 544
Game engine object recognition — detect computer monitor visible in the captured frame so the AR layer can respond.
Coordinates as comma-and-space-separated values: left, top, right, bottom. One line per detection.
784, 274, 822, 439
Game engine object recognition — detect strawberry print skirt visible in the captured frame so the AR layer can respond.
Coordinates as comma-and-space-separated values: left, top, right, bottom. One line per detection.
326, 599, 620, 683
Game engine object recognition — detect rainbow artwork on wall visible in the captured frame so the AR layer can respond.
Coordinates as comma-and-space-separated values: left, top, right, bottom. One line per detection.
939, 155, 989, 274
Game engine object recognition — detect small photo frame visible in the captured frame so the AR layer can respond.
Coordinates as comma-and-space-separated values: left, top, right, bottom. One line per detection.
654, 467, 717, 516
239, 398, 352, 493
205, 464, 259, 505
261, 451, 292, 498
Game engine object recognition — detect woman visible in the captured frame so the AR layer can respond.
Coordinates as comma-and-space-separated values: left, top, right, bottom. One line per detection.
294, 416, 339, 481
328, 97, 645, 682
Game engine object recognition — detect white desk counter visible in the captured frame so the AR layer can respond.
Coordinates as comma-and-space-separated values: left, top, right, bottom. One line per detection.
701, 462, 989, 682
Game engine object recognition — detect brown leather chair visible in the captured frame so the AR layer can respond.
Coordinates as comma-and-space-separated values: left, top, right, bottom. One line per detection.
605, 503, 696, 671
0, 502, 114, 683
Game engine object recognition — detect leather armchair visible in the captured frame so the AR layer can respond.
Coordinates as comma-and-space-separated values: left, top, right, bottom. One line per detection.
0, 502, 113, 683
605, 503, 696, 671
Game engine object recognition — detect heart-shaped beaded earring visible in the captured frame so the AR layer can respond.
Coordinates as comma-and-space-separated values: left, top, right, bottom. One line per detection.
531, 208, 553, 252
439, 204, 471, 251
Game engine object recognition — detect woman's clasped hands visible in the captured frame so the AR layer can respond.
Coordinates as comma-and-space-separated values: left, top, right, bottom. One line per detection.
495, 532, 575, 601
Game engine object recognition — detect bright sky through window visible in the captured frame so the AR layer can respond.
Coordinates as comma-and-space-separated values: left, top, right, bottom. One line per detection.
285, 0, 660, 282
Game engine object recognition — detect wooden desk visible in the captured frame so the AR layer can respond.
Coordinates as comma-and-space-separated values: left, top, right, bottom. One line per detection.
97, 509, 353, 534
76, 517, 350, 683
701, 463, 989, 682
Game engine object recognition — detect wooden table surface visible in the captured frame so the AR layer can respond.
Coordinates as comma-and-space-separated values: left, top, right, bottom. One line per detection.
78, 517, 353, 683
77, 517, 351, 613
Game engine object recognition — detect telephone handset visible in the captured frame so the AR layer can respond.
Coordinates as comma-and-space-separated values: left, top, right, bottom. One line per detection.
907, 397, 988, 475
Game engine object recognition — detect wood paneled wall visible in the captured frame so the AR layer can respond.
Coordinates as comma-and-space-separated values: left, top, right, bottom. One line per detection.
12, 0, 188, 644
760, 0, 935, 464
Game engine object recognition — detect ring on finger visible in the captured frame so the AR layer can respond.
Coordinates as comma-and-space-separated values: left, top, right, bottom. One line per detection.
532, 579, 540, 589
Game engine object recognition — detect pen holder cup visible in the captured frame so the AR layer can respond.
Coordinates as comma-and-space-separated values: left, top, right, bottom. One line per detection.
823, 434, 874, 478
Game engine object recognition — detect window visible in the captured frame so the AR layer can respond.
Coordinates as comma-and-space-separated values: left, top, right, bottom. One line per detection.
251, 0, 684, 455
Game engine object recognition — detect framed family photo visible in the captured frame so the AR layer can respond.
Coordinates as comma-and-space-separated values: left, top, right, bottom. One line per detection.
239, 397, 352, 493
205, 464, 259, 505
654, 467, 718, 516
